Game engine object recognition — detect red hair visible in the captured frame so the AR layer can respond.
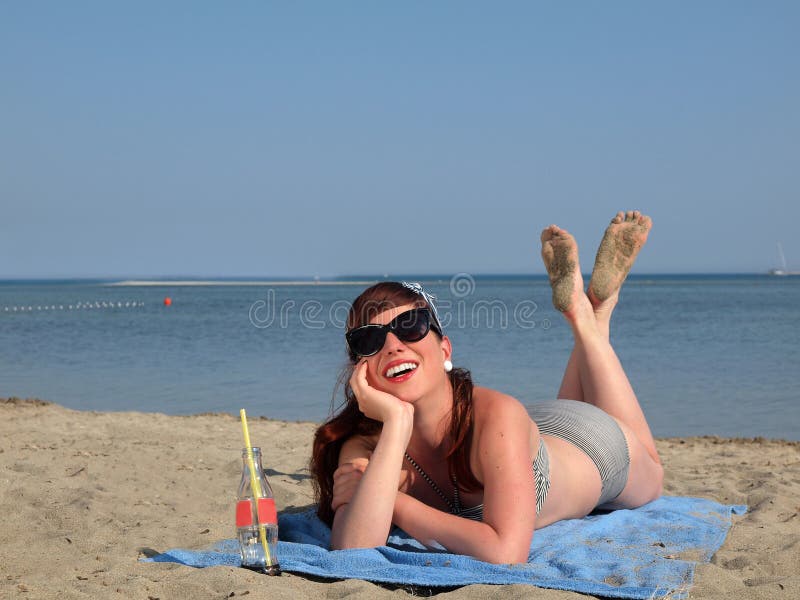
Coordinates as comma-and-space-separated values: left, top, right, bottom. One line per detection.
310, 282, 480, 526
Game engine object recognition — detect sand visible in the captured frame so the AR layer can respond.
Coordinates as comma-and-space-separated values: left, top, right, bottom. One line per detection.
1, 398, 798, 599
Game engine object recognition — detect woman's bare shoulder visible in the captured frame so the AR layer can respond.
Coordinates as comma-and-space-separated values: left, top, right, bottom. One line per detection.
472, 386, 531, 419
471, 386, 536, 440
469, 387, 538, 482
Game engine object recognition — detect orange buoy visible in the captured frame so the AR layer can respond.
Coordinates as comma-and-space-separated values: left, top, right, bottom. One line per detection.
163, 297, 172, 307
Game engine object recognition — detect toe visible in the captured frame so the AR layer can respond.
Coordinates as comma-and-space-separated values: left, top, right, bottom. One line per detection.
612, 212, 624, 224
625, 210, 635, 221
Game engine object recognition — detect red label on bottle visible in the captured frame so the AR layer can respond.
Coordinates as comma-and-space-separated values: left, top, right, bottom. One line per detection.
236, 500, 253, 527
257, 498, 277, 524
236, 498, 277, 527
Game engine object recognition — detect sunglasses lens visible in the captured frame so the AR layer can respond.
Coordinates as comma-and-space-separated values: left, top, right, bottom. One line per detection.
393, 309, 430, 342
346, 309, 434, 358
347, 326, 386, 357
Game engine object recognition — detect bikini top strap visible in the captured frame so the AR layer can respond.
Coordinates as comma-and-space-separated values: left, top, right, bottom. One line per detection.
404, 452, 460, 514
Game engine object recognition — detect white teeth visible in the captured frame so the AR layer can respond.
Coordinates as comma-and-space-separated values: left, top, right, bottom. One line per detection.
385, 362, 418, 378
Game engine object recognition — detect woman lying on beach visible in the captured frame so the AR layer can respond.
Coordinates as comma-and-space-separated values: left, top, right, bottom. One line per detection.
311, 211, 663, 564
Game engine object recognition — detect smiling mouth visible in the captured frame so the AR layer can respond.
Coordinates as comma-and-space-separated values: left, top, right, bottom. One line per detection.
384, 362, 419, 379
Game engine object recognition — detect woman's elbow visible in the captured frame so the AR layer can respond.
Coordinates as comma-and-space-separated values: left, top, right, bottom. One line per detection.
483, 536, 531, 564
330, 539, 379, 551
330, 525, 386, 551
486, 547, 529, 565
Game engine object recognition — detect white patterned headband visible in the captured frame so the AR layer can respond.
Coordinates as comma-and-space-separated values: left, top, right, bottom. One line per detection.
401, 281, 444, 333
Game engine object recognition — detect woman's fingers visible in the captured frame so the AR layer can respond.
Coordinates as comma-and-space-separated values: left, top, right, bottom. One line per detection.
348, 456, 370, 472
349, 360, 367, 386
332, 483, 358, 508
350, 361, 370, 399
348, 360, 413, 429
332, 460, 368, 511
333, 457, 369, 480
349, 361, 384, 417
349, 361, 369, 408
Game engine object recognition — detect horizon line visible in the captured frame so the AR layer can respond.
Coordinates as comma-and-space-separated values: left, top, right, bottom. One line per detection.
0, 271, 787, 285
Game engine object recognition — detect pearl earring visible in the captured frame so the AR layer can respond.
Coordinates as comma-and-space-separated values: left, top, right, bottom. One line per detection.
444, 359, 453, 373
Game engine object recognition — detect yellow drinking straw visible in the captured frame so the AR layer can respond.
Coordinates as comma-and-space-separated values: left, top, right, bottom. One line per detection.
239, 408, 273, 568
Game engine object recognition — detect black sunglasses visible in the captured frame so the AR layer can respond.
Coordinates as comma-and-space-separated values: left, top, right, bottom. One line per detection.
346, 308, 442, 358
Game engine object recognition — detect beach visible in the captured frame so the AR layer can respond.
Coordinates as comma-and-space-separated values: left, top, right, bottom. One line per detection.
1, 398, 797, 599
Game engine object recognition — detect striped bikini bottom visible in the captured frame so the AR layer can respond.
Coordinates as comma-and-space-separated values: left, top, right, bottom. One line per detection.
530, 399, 631, 509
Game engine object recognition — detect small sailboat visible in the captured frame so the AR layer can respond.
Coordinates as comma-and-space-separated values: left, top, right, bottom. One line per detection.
769, 242, 800, 275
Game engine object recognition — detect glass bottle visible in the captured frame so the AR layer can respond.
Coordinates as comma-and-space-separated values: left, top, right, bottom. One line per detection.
236, 447, 281, 575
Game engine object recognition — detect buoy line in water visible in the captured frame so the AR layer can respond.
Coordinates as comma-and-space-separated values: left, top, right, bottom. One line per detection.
2, 300, 147, 313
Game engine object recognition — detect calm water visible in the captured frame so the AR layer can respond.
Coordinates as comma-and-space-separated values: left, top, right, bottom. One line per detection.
1, 275, 798, 440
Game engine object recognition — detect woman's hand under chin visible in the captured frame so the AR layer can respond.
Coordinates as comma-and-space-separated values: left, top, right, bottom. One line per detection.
350, 360, 414, 433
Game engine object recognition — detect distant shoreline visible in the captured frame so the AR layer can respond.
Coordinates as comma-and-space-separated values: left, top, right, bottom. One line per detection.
106, 280, 379, 287
0, 273, 793, 286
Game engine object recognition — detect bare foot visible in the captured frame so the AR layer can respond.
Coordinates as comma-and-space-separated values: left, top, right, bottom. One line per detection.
540, 225, 587, 314
588, 210, 652, 308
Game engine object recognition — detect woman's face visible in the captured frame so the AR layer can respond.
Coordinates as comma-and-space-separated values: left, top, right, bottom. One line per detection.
360, 302, 451, 401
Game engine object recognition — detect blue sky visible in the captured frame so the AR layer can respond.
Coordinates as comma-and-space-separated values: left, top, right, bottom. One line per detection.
1, 1, 798, 278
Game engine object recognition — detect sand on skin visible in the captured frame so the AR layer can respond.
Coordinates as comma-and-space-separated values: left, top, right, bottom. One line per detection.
1, 398, 798, 599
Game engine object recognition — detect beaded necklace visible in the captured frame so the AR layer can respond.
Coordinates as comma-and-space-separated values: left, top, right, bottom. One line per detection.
404, 452, 461, 514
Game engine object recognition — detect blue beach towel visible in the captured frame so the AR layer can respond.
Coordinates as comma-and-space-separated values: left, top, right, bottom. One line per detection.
145, 496, 745, 599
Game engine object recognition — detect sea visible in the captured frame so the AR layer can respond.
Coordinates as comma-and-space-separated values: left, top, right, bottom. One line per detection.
1, 274, 798, 440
